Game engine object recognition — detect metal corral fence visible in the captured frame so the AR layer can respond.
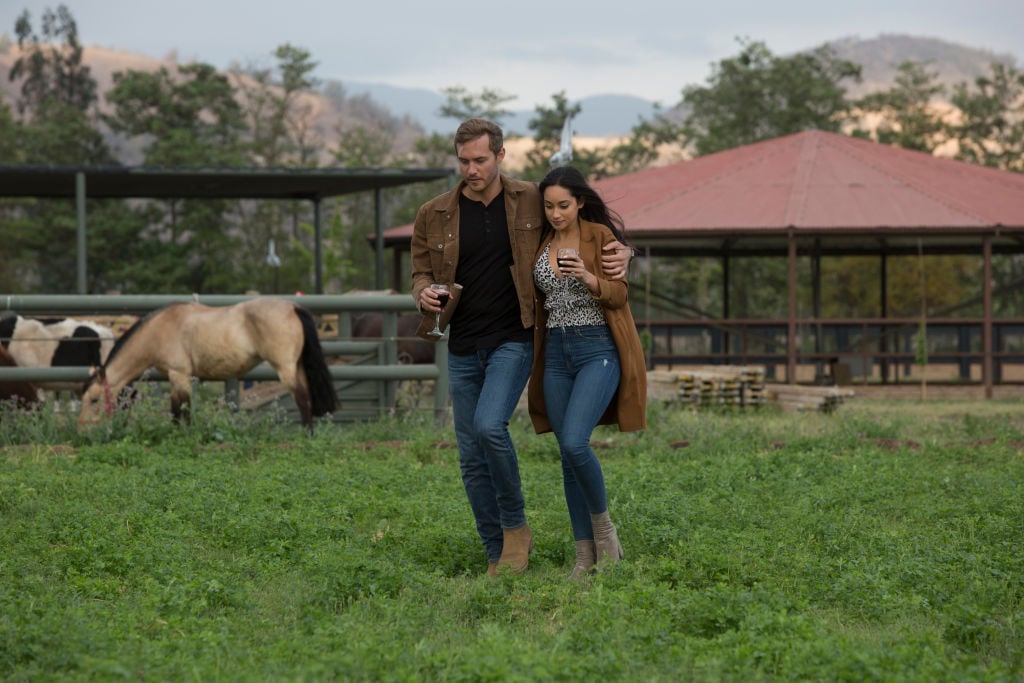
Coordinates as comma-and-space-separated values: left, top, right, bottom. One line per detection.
0, 293, 449, 424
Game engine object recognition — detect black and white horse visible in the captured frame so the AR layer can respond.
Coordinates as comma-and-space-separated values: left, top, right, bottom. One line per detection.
0, 315, 116, 396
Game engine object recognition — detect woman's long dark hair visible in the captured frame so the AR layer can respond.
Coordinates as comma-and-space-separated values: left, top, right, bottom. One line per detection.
539, 165, 626, 242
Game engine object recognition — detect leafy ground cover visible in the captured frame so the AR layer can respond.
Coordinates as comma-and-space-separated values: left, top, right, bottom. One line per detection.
1, 392, 1022, 681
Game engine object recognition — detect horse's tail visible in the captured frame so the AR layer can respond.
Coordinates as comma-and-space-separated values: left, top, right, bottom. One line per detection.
295, 306, 338, 417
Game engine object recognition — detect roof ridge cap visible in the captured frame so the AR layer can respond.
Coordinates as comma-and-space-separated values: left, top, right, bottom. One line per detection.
782, 133, 821, 226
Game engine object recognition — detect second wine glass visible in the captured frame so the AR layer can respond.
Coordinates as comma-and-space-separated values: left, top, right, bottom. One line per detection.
556, 247, 578, 276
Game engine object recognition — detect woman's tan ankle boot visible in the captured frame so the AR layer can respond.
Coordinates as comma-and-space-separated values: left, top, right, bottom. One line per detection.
569, 540, 597, 580
591, 511, 624, 566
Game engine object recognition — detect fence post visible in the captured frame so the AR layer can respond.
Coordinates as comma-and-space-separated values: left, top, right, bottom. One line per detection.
224, 379, 240, 412
381, 312, 398, 409
433, 337, 449, 427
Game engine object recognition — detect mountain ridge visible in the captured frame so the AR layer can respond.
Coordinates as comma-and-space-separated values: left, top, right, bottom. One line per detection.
0, 33, 1017, 152
335, 33, 1017, 137
333, 83, 659, 137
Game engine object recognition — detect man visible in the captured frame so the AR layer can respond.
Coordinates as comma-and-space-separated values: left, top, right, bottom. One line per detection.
411, 118, 630, 576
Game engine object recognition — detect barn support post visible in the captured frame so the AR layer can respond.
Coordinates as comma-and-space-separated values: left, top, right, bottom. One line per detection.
76, 172, 87, 294
313, 198, 324, 294
812, 240, 823, 381
375, 188, 385, 290
721, 252, 730, 363
983, 237, 993, 399
787, 232, 798, 383
645, 246, 652, 370
879, 252, 889, 384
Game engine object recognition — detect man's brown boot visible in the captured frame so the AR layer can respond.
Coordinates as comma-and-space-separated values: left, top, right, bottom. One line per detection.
495, 524, 533, 574
486, 561, 498, 577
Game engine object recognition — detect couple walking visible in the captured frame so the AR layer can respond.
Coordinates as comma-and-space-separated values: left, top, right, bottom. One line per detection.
412, 118, 646, 579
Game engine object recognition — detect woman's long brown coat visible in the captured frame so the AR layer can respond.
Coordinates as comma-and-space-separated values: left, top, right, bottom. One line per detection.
528, 219, 647, 434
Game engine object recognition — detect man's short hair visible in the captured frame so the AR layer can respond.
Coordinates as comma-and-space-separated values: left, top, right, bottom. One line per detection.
454, 118, 503, 155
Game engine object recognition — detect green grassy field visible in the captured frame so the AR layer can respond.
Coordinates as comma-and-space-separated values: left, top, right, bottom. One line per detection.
1, 393, 1022, 681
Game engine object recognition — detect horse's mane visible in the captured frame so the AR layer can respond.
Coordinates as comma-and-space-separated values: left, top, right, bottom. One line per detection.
82, 303, 185, 390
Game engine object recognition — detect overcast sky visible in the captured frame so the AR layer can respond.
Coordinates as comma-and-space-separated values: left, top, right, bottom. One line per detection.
2, 1, 1021, 108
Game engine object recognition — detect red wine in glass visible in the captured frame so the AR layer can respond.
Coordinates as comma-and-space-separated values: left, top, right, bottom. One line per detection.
556, 247, 578, 273
427, 283, 450, 337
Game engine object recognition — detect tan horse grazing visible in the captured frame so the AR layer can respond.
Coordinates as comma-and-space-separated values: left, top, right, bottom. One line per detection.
79, 298, 338, 429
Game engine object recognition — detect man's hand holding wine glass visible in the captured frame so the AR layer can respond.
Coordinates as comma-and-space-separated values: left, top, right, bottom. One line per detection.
426, 283, 450, 337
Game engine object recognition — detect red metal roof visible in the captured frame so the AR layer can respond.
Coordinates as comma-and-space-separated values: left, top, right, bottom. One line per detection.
381, 130, 1024, 249
595, 130, 1024, 235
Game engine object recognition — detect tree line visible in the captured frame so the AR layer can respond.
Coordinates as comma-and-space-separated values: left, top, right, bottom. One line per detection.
1, 6, 1022, 321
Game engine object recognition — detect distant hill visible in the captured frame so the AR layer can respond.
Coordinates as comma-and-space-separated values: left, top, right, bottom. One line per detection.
337, 34, 1018, 135
1, 33, 1018, 160
824, 33, 1018, 98
334, 82, 659, 137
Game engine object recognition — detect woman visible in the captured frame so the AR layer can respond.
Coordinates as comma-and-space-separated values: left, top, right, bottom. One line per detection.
527, 166, 647, 579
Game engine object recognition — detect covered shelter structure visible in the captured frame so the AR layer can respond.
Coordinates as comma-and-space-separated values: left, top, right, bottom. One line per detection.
380, 130, 1024, 395
0, 164, 453, 293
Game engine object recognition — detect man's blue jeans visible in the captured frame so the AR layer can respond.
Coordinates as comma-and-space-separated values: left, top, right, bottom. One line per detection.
448, 340, 533, 563
543, 325, 620, 541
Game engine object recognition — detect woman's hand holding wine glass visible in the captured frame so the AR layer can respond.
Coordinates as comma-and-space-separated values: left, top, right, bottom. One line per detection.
556, 246, 596, 292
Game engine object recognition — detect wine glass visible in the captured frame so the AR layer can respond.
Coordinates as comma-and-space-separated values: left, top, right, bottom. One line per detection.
427, 283, 450, 337
556, 247, 578, 276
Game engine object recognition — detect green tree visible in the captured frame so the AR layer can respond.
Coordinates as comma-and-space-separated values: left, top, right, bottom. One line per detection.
887, 255, 979, 318
947, 61, 1024, 173
412, 132, 453, 168
318, 124, 403, 292
232, 44, 323, 293
437, 85, 514, 125
628, 39, 862, 327
729, 256, 791, 319
3, 4, 120, 293
105, 62, 246, 166
104, 62, 249, 292
605, 108, 683, 175
850, 60, 947, 152
236, 43, 320, 167
680, 39, 861, 156
333, 125, 394, 168
0, 99, 24, 163
413, 85, 517, 168
945, 62, 1024, 313
7, 3, 109, 162
10, 4, 96, 116
519, 92, 584, 180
